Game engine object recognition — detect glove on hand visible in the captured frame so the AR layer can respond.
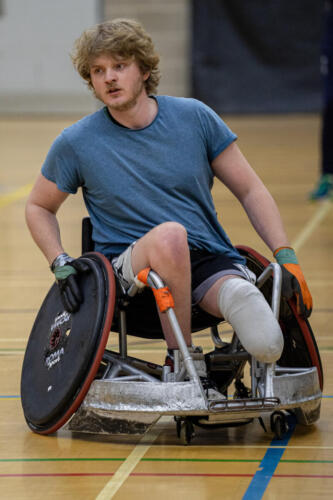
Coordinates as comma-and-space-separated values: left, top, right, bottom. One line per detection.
274, 246, 312, 318
51, 253, 89, 313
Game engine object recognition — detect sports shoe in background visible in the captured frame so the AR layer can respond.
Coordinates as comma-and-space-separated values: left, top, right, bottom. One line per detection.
309, 174, 333, 200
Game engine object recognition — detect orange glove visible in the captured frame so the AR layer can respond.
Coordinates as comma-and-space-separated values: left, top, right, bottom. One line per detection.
274, 246, 312, 318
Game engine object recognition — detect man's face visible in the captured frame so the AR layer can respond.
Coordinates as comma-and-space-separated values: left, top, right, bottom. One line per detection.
90, 54, 149, 112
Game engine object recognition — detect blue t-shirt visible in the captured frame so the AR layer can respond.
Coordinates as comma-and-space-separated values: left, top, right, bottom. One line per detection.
42, 95, 245, 263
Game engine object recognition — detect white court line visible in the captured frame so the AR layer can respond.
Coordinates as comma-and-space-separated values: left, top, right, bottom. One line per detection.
292, 199, 332, 252
94, 199, 333, 499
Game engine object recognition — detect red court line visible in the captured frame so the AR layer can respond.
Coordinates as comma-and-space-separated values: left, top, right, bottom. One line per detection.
1, 472, 333, 479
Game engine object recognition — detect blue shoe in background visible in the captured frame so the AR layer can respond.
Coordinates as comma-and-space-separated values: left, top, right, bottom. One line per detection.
309, 174, 333, 200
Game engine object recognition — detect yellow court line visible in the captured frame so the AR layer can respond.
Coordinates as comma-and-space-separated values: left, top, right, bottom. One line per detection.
96, 417, 171, 500
0, 183, 33, 209
0, 339, 27, 342
292, 199, 332, 252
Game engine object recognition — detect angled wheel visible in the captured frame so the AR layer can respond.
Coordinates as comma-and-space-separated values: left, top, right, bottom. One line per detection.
21, 252, 116, 434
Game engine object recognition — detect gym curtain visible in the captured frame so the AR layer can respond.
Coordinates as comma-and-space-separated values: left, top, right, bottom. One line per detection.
192, 0, 324, 113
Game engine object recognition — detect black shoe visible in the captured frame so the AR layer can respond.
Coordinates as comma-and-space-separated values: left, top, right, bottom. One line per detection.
200, 377, 224, 400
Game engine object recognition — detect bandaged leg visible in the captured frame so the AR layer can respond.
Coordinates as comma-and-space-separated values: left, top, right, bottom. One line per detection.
218, 278, 284, 363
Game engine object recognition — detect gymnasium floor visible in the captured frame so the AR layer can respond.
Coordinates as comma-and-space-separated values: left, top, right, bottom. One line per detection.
0, 113, 332, 499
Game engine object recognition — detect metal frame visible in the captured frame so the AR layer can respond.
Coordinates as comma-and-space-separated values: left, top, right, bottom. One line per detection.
67, 262, 322, 437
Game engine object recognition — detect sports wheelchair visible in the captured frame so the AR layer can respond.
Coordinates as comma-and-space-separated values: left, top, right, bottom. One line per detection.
21, 217, 323, 444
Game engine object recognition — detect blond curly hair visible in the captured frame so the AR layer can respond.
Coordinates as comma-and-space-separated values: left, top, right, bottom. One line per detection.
71, 19, 160, 95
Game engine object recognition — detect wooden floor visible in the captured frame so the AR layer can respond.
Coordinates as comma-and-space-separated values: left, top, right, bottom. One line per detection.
0, 113, 332, 499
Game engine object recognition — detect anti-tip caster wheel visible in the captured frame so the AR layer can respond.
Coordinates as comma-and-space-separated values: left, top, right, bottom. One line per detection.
270, 411, 289, 440
174, 417, 182, 438
179, 419, 195, 445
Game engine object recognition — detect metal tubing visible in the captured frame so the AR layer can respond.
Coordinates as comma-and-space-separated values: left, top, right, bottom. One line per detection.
210, 325, 227, 348
275, 366, 314, 373
110, 375, 152, 382
103, 351, 158, 382
106, 363, 121, 379
256, 262, 282, 398
209, 351, 250, 364
256, 263, 282, 320
119, 309, 128, 359
147, 270, 207, 402
111, 361, 158, 383
165, 308, 204, 387
251, 356, 257, 397
264, 363, 275, 398
173, 349, 180, 373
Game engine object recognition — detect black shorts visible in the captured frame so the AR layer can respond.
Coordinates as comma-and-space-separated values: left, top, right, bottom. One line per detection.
111, 243, 255, 304
110, 247, 255, 339
190, 249, 255, 304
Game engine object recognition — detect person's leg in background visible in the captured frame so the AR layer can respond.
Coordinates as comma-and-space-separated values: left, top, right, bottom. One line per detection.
310, 0, 333, 200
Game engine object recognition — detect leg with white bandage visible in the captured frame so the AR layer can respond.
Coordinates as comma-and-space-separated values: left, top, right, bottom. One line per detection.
217, 278, 284, 363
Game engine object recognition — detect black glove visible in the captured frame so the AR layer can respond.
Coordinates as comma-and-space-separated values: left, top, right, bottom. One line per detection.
51, 253, 89, 313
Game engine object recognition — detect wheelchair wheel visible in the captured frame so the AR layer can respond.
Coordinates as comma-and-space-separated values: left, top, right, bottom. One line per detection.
180, 419, 195, 445
270, 411, 289, 440
237, 246, 323, 392
21, 252, 116, 434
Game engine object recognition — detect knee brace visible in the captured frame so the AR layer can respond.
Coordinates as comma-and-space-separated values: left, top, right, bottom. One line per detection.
217, 278, 284, 363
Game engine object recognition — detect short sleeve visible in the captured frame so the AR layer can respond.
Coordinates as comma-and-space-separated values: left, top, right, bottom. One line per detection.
41, 133, 82, 194
195, 100, 237, 162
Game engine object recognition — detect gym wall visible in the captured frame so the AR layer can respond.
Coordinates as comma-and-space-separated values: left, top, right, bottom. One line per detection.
104, 0, 190, 98
0, 0, 102, 114
0, 0, 324, 114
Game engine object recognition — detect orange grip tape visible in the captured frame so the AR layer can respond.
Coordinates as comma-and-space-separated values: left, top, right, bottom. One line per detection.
136, 267, 151, 286
152, 287, 175, 313
283, 263, 313, 312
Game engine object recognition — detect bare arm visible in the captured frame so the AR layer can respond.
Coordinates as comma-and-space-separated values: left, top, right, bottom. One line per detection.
211, 142, 289, 252
25, 174, 69, 265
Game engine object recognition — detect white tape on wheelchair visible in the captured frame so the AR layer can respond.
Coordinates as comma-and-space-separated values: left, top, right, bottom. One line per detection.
111, 241, 136, 290
217, 278, 284, 363
133, 275, 146, 288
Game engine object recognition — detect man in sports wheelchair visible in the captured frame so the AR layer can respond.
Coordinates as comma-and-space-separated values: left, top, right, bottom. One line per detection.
22, 19, 320, 442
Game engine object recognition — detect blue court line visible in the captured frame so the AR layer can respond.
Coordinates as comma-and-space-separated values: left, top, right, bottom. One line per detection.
242, 414, 297, 500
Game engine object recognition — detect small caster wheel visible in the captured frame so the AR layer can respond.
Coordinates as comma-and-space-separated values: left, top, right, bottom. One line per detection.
175, 417, 182, 438
270, 411, 288, 440
180, 419, 195, 445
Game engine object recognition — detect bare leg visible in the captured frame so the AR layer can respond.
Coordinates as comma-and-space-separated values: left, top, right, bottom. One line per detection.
131, 222, 191, 349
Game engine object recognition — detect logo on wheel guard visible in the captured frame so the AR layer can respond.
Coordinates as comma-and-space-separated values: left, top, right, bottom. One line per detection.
50, 311, 71, 331
45, 347, 65, 369
44, 311, 72, 370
